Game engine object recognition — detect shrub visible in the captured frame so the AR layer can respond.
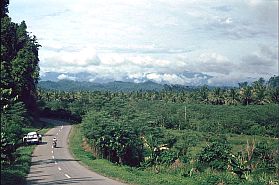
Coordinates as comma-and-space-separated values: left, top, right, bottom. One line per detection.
159, 150, 178, 165
198, 140, 231, 171
253, 141, 277, 170
82, 110, 144, 166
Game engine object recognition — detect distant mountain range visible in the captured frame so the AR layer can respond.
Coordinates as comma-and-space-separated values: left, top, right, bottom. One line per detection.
39, 80, 161, 92
38, 71, 238, 92
38, 80, 196, 92
39, 71, 212, 85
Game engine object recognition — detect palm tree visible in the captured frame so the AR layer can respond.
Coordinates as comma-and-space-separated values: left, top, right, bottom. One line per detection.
198, 85, 209, 104
209, 87, 225, 105
252, 78, 269, 104
269, 87, 279, 104
240, 86, 253, 105
225, 88, 239, 105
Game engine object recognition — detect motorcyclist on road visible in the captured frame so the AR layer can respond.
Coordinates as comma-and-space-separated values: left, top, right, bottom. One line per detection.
53, 137, 57, 147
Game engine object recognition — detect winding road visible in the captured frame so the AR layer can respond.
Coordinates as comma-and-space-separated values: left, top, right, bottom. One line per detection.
27, 119, 127, 185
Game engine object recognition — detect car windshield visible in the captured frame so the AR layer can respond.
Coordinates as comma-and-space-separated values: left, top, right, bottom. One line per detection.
27, 134, 37, 138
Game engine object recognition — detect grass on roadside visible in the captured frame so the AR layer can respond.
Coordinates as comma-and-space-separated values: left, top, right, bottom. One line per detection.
1, 122, 52, 185
1, 145, 36, 185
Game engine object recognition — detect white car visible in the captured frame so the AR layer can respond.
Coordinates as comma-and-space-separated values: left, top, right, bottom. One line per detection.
23, 132, 42, 144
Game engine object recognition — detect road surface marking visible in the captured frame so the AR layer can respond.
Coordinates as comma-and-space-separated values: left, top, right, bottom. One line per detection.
58, 167, 62, 171
59, 129, 61, 132
52, 146, 53, 149
65, 174, 71, 178
52, 155, 55, 159
56, 133, 58, 135
51, 151, 53, 153
55, 161, 57, 164
61, 125, 63, 129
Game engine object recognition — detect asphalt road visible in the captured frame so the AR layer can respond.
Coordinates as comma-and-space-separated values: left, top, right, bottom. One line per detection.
27, 119, 127, 185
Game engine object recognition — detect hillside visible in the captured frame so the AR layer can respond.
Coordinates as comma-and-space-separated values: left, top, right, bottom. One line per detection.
38, 80, 194, 92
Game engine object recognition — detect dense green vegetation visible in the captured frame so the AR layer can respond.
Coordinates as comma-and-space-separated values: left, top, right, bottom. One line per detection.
39, 76, 279, 98
39, 80, 166, 92
70, 125, 277, 185
1, 2, 43, 183
69, 125, 199, 185
40, 76, 279, 184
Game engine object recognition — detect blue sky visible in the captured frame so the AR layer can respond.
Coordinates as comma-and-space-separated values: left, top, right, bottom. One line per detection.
9, 0, 278, 85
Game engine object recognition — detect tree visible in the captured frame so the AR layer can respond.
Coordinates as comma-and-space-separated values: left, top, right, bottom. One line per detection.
269, 87, 279, 104
209, 87, 225, 105
82, 110, 143, 166
267, 76, 279, 88
225, 88, 239, 105
239, 85, 253, 105
1, 13, 40, 116
1, 1, 40, 165
267, 76, 279, 104
252, 78, 269, 104
1, 89, 27, 164
198, 85, 209, 103
0, 0, 9, 17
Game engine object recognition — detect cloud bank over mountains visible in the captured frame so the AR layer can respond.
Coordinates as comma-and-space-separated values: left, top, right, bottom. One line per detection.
10, 0, 278, 86
41, 71, 212, 86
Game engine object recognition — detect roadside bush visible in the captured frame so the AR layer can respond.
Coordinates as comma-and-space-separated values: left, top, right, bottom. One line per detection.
1, 102, 27, 165
159, 150, 178, 165
1, 169, 26, 185
198, 140, 231, 171
82, 110, 144, 166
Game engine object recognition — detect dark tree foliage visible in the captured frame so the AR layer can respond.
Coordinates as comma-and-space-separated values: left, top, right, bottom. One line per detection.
39, 76, 279, 105
268, 76, 279, 88
1, 15, 40, 114
82, 110, 143, 166
0, 0, 9, 17
1, 2, 40, 165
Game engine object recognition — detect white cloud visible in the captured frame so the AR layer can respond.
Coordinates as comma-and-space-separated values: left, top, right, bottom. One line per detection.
40, 47, 100, 68
57, 74, 77, 81
240, 45, 278, 75
9, 0, 278, 86
207, 73, 248, 86
144, 72, 210, 85
218, 17, 233, 25
191, 52, 235, 75
246, 0, 265, 7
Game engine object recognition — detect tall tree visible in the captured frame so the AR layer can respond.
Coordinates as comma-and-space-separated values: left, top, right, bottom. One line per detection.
0, 0, 9, 17
252, 78, 268, 104
267, 76, 279, 104
1, 14, 40, 115
1, 1, 40, 164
